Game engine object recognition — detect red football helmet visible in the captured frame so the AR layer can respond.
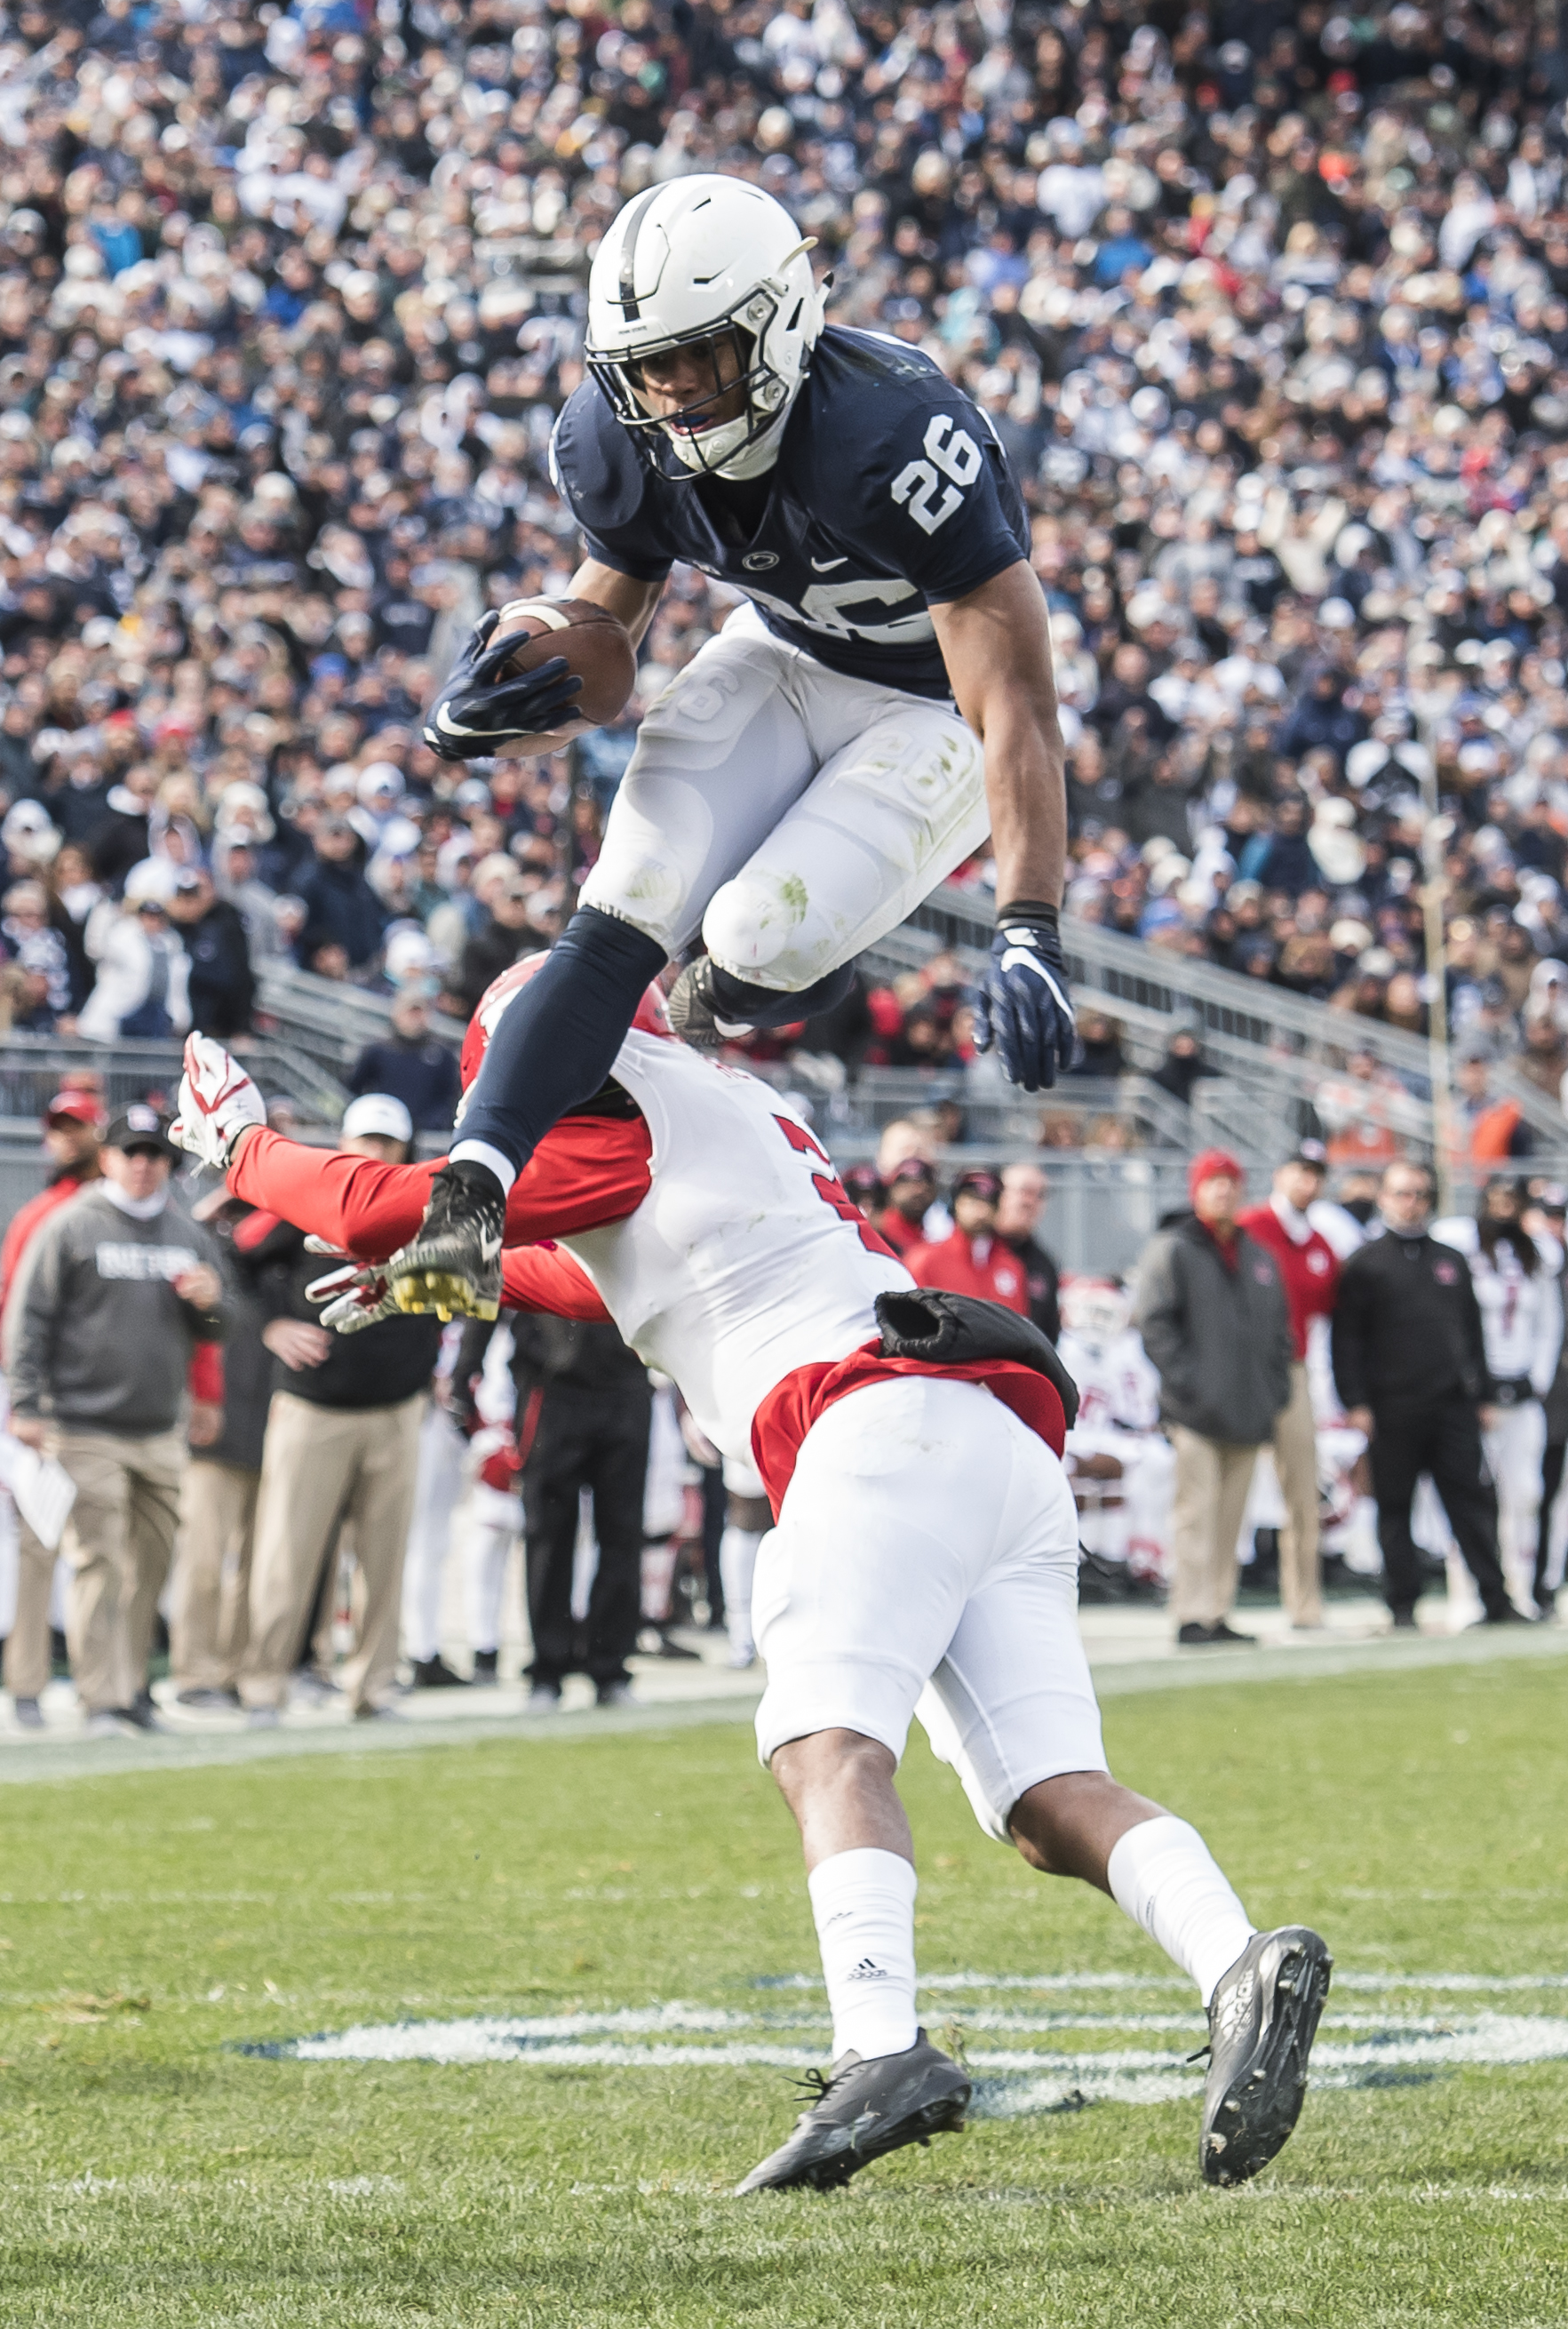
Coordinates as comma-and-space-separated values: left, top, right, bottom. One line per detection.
459, 951, 673, 1093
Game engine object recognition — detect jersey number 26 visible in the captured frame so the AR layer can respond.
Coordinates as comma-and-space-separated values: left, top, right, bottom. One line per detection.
891, 414, 983, 537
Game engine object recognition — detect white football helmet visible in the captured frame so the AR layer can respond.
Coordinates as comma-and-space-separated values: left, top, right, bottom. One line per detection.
585, 175, 826, 483
1060, 1276, 1132, 1356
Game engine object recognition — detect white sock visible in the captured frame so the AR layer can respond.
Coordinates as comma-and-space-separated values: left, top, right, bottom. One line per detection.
1106, 1815, 1254, 2006
808, 1847, 919, 2062
720, 1525, 761, 1658
449, 1139, 517, 1196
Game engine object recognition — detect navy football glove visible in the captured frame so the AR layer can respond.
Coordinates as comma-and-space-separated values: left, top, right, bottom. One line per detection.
973, 901, 1078, 1092
423, 611, 584, 762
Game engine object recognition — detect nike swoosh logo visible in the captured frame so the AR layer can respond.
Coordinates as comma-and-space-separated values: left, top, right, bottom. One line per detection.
810, 555, 848, 571
478, 1232, 502, 1262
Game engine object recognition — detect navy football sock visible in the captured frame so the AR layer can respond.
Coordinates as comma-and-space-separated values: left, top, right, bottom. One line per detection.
708, 961, 856, 1028
453, 906, 667, 1172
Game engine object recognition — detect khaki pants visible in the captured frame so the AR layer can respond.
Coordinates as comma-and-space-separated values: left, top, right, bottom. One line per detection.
242, 1391, 423, 1715
1169, 1426, 1260, 1630
3, 1511, 60, 1702
56, 1428, 185, 1715
170, 1460, 259, 1692
1272, 1361, 1323, 1629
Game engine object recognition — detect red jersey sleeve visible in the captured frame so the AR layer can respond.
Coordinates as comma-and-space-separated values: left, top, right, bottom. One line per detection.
226, 1115, 654, 1263
500, 1243, 611, 1323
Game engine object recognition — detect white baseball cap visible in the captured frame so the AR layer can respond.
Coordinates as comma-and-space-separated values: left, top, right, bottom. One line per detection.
341, 1094, 413, 1145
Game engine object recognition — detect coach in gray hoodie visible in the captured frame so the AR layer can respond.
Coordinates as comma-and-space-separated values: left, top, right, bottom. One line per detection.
4, 1105, 225, 1735
1134, 1148, 1293, 1647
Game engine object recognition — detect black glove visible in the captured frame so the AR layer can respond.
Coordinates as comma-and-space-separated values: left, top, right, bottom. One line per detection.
423, 611, 585, 762
972, 900, 1078, 1092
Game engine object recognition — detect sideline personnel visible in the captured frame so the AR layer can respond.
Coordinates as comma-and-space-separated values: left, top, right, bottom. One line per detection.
4, 1106, 225, 1734
1331, 1161, 1516, 1630
1238, 1145, 1341, 1631
1134, 1149, 1293, 1647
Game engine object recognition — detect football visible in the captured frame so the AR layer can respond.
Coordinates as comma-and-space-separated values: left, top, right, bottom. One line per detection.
485, 594, 637, 750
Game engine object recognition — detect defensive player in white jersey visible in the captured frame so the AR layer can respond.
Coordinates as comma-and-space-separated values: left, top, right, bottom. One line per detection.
390, 175, 1075, 1327
172, 980, 1328, 2195
1434, 1177, 1564, 1613
1056, 1277, 1174, 1581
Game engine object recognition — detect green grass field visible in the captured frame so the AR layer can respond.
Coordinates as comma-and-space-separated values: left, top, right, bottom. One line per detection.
4, 1656, 1568, 2327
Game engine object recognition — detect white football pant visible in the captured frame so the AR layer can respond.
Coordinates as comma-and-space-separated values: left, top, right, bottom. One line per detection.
401, 1402, 468, 1665
579, 602, 988, 992
753, 1376, 1105, 1844
1484, 1399, 1545, 1614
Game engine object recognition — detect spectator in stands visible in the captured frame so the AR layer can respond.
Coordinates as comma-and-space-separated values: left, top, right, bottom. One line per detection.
1150, 1023, 1219, 1109
995, 1162, 1062, 1341
1453, 1048, 1533, 1167
907, 1168, 1030, 1314
295, 820, 386, 976
239, 1096, 438, 1724
0, 1088, 106, 1727
349, 991, 461, 1134
1238, 1145, 1341, 1632
1332, 1161, 1516, 1632
167, 1195, 275, 1711
1134, 1151, 1293, 1649
4, 1107, 224, 1737
76, 865, 190, 1043
454, 879, 536, 1017
164, 869, 255, 1041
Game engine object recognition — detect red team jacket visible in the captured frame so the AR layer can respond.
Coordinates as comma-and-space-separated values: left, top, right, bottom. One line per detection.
1236, 1201, 1340, 1360
904, 1225, 1031, 1315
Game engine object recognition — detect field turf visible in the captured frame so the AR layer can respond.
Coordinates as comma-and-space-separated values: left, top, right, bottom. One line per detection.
3, 1656, 1567, 2326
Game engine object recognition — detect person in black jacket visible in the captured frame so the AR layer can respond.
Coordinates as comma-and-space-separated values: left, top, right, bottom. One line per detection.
348, 991, 461, 1131
294, 818, 386, 972
457, 1308, 651, 1708
167, 866, 255, 1038
1331, 1161, 1516, 1629
235, 1099, 442, 1719
996, 1162, 1061, 1342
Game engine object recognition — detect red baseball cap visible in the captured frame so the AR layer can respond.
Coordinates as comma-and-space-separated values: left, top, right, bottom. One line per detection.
1188, 1147, 1244, 1202
45, 1089, 107, 1129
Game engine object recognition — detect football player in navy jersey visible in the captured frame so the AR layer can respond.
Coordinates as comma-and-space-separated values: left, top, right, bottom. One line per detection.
393, 175, 1074, 1322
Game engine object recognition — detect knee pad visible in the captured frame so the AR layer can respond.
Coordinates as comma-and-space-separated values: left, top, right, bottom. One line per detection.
702, 867, 841, 985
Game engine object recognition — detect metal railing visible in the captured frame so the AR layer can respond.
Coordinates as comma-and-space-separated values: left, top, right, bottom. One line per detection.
0, 1033, 349, 1125
253, 963, 465, 1081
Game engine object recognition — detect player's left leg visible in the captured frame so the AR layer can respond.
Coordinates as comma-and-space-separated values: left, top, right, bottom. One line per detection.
916, 1478, 1332, 2187
673, 683, 986, 1041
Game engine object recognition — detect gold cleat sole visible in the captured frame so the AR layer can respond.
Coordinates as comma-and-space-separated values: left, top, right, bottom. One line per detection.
389, 1272, 499, 1324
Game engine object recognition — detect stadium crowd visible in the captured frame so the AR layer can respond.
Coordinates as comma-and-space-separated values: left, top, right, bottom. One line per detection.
0, 0, 1560, 1130
3, 0, 1568, 1720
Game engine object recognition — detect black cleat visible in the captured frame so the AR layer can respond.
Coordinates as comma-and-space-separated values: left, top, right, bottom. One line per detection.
666, 958, 748, 1050
736, 2030, 970, 2195
1199, 1926, 1332, 2186
386, 1161, 505, 1323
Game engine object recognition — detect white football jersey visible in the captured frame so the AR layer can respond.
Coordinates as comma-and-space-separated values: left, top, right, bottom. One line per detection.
1058, 1328, 1161, 1437
1431, 1218, 1564, 1392
561, 1033, 909, 1464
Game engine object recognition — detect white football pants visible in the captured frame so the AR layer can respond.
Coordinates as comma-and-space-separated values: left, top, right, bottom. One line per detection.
579, 602, 988, 991
753, 1376, 1105, 1845
401, 1404, 468, 1665
1484, 1399, 1545, 1614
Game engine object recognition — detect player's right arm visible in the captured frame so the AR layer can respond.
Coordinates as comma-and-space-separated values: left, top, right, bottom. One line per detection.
567, 559, 665, 649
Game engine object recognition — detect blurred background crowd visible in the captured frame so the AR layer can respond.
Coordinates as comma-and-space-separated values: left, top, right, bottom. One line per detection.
5, 0, 1568, 1727
0, 0, 1566, 1133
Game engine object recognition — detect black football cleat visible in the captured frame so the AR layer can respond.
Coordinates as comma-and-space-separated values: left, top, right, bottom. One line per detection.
1198, 1925, 1332, 2186
386, 1161, 505, 1323
736, 2030, 970, 2195
666, 958, 748, 1050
